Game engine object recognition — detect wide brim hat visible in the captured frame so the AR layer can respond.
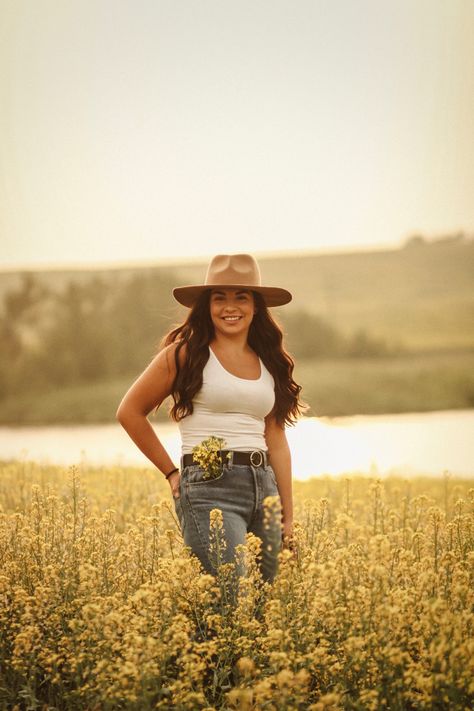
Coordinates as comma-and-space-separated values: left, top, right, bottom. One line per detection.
172, 253, 292, 307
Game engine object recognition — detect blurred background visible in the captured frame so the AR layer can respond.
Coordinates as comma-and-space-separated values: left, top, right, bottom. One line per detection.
1, 0, 473, 477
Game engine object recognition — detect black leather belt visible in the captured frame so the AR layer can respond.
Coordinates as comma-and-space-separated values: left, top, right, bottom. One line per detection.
182, 449, 267, 469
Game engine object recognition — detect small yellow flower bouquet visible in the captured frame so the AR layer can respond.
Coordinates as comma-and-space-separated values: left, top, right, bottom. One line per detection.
192, 436, 232, 480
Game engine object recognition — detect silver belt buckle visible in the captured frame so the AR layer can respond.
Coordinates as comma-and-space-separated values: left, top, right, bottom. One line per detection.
250, 450, 264, 467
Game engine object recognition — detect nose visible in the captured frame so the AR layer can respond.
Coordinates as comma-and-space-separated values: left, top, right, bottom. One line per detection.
222, 298, 238, 310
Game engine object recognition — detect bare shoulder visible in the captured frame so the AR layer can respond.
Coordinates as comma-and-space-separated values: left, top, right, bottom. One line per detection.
159, 340, 187, 372
144, 341, 188, 384
116, 340, 187, 418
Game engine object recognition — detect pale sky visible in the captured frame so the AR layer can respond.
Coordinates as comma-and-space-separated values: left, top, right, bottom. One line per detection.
1, 0, 473, 268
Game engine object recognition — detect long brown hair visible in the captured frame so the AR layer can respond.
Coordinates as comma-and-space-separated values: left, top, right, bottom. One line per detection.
157, 290, 304, 426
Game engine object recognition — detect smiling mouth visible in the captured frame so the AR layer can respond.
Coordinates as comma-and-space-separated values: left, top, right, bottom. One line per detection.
222, 316, 242, 322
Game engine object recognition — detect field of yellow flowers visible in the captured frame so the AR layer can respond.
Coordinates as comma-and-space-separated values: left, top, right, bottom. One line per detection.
0, 459, 472, 710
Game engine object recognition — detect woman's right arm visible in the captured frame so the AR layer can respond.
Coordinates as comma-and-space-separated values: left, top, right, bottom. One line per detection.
115, 342, 184, 494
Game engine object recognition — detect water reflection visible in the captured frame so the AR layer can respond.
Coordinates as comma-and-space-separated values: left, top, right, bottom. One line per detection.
1, 409, 473, 480
286, 410, 473, 479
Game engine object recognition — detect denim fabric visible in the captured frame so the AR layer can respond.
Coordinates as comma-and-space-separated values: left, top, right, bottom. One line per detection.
173, 460, 282, 584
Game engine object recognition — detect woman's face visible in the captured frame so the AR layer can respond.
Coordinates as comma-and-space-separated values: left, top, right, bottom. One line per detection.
209, 288, 256, 338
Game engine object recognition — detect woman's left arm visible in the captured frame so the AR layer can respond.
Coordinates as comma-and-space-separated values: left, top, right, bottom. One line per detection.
264, 414, 294, 544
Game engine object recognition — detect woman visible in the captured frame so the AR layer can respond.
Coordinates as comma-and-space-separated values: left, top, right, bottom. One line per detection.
116, 253, 303, 585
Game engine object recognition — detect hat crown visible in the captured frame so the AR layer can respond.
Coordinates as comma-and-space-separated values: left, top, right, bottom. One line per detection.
172, 252, 292, 307
205, 254, 261, 288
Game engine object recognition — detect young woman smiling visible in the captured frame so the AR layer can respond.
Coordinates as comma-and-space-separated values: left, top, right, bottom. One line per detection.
116, 253, 303, 588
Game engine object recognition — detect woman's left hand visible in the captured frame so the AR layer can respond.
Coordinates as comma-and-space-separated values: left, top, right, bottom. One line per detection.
281, 519, 297, 557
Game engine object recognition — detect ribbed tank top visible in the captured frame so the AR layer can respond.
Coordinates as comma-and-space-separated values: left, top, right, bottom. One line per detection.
178, 346, 275, 454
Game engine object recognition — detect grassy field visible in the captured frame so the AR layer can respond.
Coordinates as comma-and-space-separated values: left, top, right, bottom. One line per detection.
295, 348, 474, 417
1, 349, 473, 425
0, 460, 472, 709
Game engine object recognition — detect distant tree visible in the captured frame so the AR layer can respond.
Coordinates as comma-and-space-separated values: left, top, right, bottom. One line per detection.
0, 267, 182, 398
107, 270, 178, 374
37, 278, 112, 385
404, 231, 471, 249
404, 235, 426, 249
0, 273, 51, 397
279, 310, 345, 358
344, 328, 390, 358
432, 231, 466, 246
279, 310, 397, 359
1, 272, 49, 322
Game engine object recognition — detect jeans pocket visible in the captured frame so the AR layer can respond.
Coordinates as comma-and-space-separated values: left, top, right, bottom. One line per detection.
183, 464, 226, 485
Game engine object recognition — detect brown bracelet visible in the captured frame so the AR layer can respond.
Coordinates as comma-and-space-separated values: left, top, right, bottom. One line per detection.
164, 467, 179, 480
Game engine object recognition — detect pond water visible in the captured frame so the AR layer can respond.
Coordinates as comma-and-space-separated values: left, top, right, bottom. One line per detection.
1, 409, 473, 480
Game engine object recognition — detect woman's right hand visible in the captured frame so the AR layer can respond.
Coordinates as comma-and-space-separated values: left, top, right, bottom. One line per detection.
168, 469, 181, 499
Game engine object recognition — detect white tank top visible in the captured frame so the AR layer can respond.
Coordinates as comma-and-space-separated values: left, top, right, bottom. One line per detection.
178, 346, 275, 454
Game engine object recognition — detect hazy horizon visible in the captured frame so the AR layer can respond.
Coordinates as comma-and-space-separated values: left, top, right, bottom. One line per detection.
0, 238, 427, 273
3, 232, 473, 274
2, 0, 473, 269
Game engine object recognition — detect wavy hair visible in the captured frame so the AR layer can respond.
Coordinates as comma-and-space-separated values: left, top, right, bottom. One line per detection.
157, 290, 304, 426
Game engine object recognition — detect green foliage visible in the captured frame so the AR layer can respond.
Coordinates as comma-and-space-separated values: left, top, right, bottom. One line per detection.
0, 270, 180, 399
279, 310, 400, 359
0, 270, 403, 404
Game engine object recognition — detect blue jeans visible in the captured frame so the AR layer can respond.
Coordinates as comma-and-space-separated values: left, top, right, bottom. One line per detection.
173, 459, 282, 585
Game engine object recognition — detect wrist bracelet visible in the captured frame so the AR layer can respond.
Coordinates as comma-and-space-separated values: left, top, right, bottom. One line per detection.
164, 467, 179, 480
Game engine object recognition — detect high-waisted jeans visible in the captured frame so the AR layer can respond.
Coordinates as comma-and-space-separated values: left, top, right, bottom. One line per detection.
173, 459, 282, 585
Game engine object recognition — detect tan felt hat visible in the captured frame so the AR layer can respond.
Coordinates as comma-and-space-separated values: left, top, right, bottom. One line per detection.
172, 253, 292, 307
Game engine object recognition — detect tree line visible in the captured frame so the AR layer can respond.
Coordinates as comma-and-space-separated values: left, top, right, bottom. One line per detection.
0, 270, 402, 399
